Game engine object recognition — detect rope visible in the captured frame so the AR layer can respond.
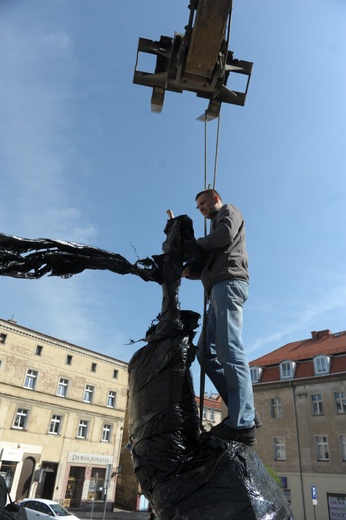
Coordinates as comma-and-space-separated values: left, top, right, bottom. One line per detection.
199, 110, 208, 430
212, 114, 221, 189
204, 112, 208, 188
199, 109, 221, 430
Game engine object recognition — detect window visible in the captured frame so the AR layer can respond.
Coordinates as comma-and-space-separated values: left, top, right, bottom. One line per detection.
271, 398, 283, 419
107, 391, 116, 408
35, 345, 43, 356
210, 409, 215, 422
0, 360, 2, 370
49, 414, 62, 435
340, 435, 346, 461
315, 435, 329, 461
101, 424, 112, 442
66, 355, 73, 365
83, 385, 94, 403
250, 366, 262, 383
57, 377, 69, 397
24, 369, 38, 390
13, 408, 29, 430
16, 501, 38, 511
274, 437, 286, 460
279, 361, 296, 380
313, 355, 331, 375
77, 419, 89, 439
91, 363, 97, 372
113, 369, 118, 379
37, 504, 51, 515
311, 394, 323, 415
0, 333, 7, 344
335, 392, 346, 414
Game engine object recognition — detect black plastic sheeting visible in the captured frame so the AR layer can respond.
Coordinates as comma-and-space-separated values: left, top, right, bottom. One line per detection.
0, 476, 27, 520
0, 217, 293, 519
0, 216, 203, 285
128, 311, 293, 520
0, 233, 160, 282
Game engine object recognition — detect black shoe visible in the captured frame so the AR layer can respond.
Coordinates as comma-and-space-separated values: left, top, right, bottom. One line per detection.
200, 423, 256, 446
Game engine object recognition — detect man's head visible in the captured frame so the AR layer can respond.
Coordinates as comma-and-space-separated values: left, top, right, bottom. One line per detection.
195, 189, 223, 219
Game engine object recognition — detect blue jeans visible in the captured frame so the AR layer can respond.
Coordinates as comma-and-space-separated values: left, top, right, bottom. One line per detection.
197, 279, 254, 429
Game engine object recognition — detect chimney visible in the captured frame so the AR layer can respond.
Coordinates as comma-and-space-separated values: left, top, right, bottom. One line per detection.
311, 329, 331, 340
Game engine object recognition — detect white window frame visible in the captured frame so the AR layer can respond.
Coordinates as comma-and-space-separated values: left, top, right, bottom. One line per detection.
101, 424, 112, 442
311, 394, 323, 415
274, 437, 286, 460
107, 390, 116, 408
24, 369, 38, 390
335, 392, 346, 414
313, 355, 331, 375
271, 398, 283, 419
250, 366, 262, 383
83, 384, 94, 403
57, 377, 69, 397
77, 419, 89, 439
49, 414, 62, 435
279, 361, 296, 380
315, 435, 329, 461
13, 408, 29, 430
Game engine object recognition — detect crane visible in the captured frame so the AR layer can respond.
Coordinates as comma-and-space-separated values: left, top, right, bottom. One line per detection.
133, 0, 253, 119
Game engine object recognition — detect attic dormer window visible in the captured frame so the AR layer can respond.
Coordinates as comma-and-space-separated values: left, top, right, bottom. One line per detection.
280, 360, 296, 380
313, 355, 331, 375
250, 366, 262, 383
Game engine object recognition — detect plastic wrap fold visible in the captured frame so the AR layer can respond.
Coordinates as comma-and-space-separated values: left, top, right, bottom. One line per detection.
0, 216, 293, 519
128, 313, 293, 520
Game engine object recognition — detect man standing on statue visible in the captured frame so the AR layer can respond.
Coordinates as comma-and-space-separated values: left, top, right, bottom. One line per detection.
183, 188, 259, 446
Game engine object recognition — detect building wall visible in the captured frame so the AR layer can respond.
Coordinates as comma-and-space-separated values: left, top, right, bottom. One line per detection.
195, 393, 223, 431
0, 318, 128, 510
253, 375, 346, 520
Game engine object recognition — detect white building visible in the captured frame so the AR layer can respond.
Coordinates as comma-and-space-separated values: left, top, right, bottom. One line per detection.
0, 318, 128, 511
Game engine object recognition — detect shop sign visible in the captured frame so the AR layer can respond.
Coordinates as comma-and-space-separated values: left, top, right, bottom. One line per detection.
327, 493, 346, 520
0, 448, 23, 462
67, 452, 113, 465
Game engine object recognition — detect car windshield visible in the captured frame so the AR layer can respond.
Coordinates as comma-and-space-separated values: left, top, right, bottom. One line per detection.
50, 504, 71, 517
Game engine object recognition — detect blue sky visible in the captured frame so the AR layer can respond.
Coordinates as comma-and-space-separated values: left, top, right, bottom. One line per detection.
1, 0, 345, 394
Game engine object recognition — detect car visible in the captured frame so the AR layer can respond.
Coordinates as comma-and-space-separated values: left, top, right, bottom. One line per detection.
20, 499, 80, 520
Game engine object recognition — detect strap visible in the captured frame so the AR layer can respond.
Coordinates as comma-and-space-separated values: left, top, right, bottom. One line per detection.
199, 294, 208, 431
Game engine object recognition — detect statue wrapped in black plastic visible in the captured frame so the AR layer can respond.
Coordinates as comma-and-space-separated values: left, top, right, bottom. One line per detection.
127, 216, 293, 520
0, 216, 293, 519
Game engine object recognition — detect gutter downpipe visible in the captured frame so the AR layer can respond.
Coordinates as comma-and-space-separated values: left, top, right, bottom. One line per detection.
291, 381, 307, 520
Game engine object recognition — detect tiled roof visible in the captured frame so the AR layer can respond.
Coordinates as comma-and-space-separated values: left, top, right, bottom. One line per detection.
256, 355, 346, 384
250, 329, 346, 366
250, 329, 346, 384
195, 395, 222, 410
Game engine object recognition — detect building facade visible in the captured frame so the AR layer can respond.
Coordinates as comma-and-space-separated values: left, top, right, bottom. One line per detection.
195, 393, 222, 431
250, 329, 346, 520
0, 318, 128, 510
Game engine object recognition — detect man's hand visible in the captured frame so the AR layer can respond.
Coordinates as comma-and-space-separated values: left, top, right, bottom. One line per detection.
181, 267, 191, 278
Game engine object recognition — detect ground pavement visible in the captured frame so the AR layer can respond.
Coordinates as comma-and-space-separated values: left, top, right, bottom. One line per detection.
72, 509, 149, 520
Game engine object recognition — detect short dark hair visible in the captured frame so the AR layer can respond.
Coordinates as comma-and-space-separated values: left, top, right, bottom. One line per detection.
195, 188, 222, 202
